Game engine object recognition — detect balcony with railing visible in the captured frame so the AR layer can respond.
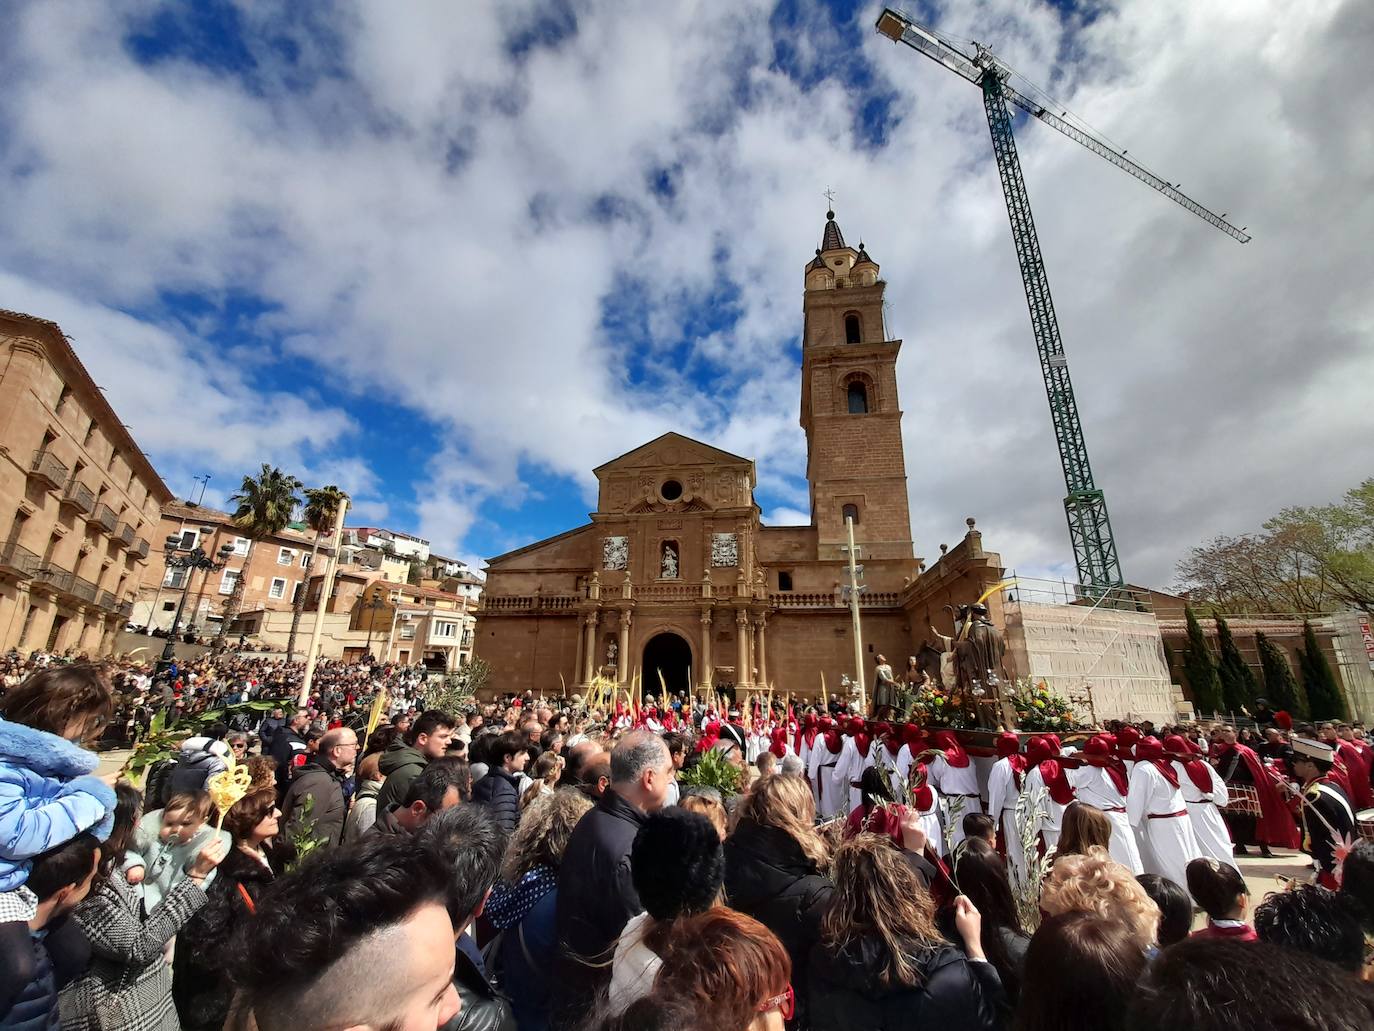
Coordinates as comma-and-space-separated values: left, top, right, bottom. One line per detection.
118, 600, 133, 620
112, 523, 136, 549
68, 575, 99, 605
28, 450, 69, 491
33, 564, 74, 596
60, 478, 96, 515
91, 504, 118, 533
768, 590, 904, 609
481, 594, 581, 613
132, 537, 150, 560
96, 590, 118, 611
0, 542, 42, 580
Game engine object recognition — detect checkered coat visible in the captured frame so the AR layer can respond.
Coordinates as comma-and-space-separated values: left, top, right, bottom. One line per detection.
58, 871, 206, 1031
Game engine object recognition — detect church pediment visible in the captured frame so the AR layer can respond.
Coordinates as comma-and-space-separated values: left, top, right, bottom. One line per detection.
593, 432, 753, 476
625, 496, 713, 514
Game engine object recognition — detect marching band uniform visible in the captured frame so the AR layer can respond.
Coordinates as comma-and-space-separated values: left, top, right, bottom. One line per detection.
1290, 737, 1357, 889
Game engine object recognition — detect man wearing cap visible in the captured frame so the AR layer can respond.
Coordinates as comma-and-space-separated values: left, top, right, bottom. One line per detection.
1289, 737, 1356, 889
1067, 734, 1142, 873
987, 732, 1030, 886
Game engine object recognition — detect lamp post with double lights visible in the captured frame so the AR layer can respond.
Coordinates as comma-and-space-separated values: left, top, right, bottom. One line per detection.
158, 532, 234, 671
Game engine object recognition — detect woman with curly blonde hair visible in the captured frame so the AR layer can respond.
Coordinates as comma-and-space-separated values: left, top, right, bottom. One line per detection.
1039, 846, 1161, 950
485, 787, 593, 1030
809, 834, 1003, 1029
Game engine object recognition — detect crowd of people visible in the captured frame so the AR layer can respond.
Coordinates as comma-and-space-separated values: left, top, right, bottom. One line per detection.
2, 654, 1374, 1031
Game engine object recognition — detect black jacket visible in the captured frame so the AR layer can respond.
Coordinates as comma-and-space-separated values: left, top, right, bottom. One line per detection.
173, 846, 276, 1031
471, 767, 521, 834
282, 758, 348, 848
807, 934, 1004, 1031
551, 789, 646, 1028
440, 943, 515, 1031
270, 728, 308, 795
724, 817, 834, 1012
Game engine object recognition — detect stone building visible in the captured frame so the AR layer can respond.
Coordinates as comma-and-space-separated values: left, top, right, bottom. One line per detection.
132, 500, 321, 637
475, 213, 1008, 701
0, 309, 172, 655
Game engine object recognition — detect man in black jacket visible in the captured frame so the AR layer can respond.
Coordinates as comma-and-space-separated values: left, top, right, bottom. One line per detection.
421, 806, 515, 1031
270, 709, 311, 797
470, 731, 527, 834
551, 730, 675, 1028
282, 728, 358, 849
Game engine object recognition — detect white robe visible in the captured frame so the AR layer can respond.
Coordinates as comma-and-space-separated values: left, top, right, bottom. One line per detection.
870, 743, 907, 798
928, 753, 982, 847
987, 757, 1029, 888
1024, 766, 1071, 851
834, 736, 868, 812
1066, 764, 1143, 874
1127, 762, 1204, 890
808, 739, 846, 819
1174, 760, 1237, 870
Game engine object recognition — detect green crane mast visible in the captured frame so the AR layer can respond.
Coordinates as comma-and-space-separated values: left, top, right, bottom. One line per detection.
876, 9, 1248, 593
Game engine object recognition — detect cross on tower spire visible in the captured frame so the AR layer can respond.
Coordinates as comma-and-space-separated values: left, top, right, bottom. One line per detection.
822, 186, 837, 216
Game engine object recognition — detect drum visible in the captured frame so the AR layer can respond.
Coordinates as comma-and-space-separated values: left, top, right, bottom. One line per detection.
1223, 784, 1263, 817
1357, 808, 1374, 842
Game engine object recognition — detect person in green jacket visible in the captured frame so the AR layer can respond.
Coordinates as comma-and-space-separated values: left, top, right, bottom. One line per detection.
375, 710, 455, 811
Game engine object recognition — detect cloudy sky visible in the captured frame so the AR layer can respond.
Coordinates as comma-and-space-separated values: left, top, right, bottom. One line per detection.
2, 0, 1370, 587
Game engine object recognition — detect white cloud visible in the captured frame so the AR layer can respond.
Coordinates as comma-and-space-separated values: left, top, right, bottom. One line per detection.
1, 0, 1370, 583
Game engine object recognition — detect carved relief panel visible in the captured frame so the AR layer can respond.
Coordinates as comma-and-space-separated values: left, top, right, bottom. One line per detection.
603, 536, 629, 571
711, 533, 738, 567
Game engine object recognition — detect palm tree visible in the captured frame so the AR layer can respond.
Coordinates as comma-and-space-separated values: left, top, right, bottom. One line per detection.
217, 464, 304, 642
285, 484, 349, 661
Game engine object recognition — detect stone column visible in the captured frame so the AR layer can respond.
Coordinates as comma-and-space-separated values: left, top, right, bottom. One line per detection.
618, 613, 631, 688
736, 608, 750, 689
573, 613, 585, 688
755, 615, 768, 688
699, 611, 712, 693
582, 611, 599, 685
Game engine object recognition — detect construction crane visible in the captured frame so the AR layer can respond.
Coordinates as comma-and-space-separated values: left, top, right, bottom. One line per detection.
876, 9, 1248, 594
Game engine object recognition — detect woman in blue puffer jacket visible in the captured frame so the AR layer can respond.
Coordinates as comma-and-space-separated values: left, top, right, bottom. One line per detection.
0, 664, 118, 892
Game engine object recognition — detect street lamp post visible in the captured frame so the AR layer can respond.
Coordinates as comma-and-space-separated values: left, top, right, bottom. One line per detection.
158, 532, 234, 673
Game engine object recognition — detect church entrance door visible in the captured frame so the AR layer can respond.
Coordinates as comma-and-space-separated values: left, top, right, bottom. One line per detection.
642, 632, 692, 699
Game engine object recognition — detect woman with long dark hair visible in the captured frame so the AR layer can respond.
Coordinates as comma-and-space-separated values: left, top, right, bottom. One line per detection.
1052, 802, 1112, 864
808, 834, 1002, 1030
947, 838, 1029, 1006
1016, 912, 1147, 1031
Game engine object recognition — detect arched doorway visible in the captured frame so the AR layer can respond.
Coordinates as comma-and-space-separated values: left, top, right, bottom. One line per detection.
642, 632, 693, 699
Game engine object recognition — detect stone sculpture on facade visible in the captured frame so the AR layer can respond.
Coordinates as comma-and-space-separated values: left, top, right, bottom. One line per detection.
660, 542, 679, 579
603, 535, 628, 570
711, 532, 738, 567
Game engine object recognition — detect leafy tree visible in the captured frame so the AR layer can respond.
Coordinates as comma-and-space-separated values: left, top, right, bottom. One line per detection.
286, 485, 349, 661
1297, 620, 1347, 720
1181, 606, 1223, 715
1175, 476, 1374, 615
1255, 630, 1307, 719
424, 656, 492, 715
218, 465, 303, 640
1214, 613, 1259, 714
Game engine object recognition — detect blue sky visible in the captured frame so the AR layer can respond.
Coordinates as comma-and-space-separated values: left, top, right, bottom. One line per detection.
2, 0, 1371, 584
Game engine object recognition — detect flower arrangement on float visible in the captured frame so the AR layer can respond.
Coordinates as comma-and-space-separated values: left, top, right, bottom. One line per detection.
1010, 678, 1080, 733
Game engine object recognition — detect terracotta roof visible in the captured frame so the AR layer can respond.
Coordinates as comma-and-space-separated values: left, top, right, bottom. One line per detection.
820, 210, 846, 251
163, 499, 317, 546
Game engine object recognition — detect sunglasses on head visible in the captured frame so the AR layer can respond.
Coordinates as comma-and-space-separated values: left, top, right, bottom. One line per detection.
757, 984, 794, 1021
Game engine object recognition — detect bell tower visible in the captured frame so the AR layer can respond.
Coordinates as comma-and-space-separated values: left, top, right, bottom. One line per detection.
800, 209, 914, 561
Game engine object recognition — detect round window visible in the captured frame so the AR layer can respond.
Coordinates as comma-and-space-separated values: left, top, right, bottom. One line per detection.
660, 479, 683, 501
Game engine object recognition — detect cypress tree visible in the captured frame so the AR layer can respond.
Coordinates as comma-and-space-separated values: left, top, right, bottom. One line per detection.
1214, 613, 1259, 715
1255, 630, 1307, 720
1182, 606, 1223, 716
1298, 620, 1347, 721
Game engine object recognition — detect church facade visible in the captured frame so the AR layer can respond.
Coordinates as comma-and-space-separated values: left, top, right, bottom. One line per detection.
474, 212, 1007, 700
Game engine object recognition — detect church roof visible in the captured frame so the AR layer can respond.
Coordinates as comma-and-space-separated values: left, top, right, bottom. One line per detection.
820, 210, 846, 251
807, 249, 828, 272
592, 431, 753, 476
854, 243, 876, 266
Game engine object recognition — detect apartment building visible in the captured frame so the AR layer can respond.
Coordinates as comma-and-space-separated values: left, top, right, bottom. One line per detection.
0, 309, 173, 654
132, 500, 322, 636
